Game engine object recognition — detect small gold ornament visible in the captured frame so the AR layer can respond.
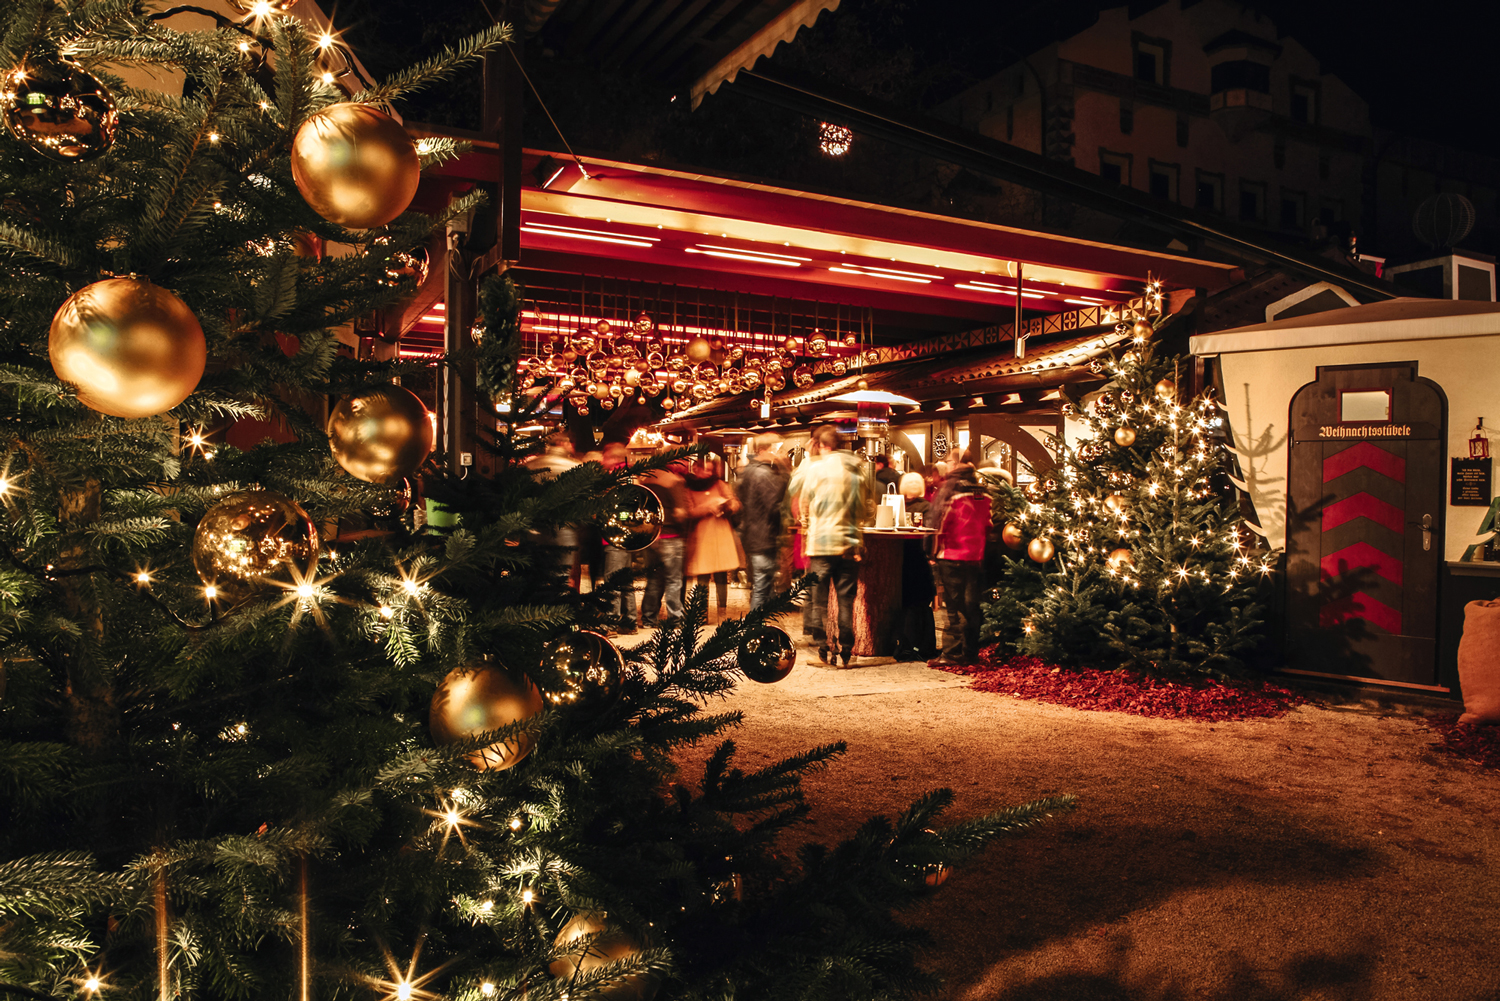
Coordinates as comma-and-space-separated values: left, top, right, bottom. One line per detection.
738, 625, 796, 684
381, 248, 429, 287
549, 913, 657, 1001
192, 490, 319, 594
1113, 426, 1137, 447
1106, 548, 1133, 569
290, 103, 420, 229
1001, 522, 1025, 549
49, 277, 207, 418
327, 385, 434, 484
1, 52, 118, 161
1027, 537, 1055, 563
632, 312, 654, 335
602, 484, 664, 551
1132, 318, 1154, 339
429, 657, 545, 771
808, 334, 828, 355
1104, 493, 1127, 514
685, 336, 712, 363
1154, 378, 1177, 400
541, 631, 624, 713
783, 336, 801, 354
856, 378, 869, 392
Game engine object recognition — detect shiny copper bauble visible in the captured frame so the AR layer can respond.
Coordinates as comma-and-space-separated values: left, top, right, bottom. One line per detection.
1113, 426, 1137, 447
783, 336, 800, 354
192, 490, 318, 593
1154, 378, 1177, 400
1104, 493, 1127, 514
685, 336, 712, 363
327, 385, 434, 484
632, 312, 654, 335
290, 103, 419, 229
382, 247, 429, 287
1, 53, 118, 161
541, 630, 623, 713
738, 625, 795, 683
1027, 537, 1055, 563
808, 334, 828, 355
429, 657, 545, 771
602, 484, 663, 551
1132, 319, 1155, 340
1001, 522, 1025, 550
549, 914, 657, 1001
918, 829, 950, 888
1106, 548, 1133, 570
49, 278, 206, 418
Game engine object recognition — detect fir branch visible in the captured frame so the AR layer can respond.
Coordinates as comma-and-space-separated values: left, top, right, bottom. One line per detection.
350, 22, 514, 107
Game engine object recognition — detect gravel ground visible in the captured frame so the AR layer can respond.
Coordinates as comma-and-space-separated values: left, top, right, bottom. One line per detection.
667, 653, 1500, 1001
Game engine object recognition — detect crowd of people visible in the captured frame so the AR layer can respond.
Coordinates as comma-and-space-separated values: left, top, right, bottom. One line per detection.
525, 426, 1001, 668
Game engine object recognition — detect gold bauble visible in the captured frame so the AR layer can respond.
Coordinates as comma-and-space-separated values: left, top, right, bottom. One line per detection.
602, 484, 663, 551
1132, 319, 1154, 339
783, 336, 800, 354
1106, 548, 1133, 570
541, 631, 623, 713
1104, 493, 1127, 514
1113, 426, 1137, 447
290, 103, 419, 229
1027, 537, 1055, 563
429, 657, 545, 771
808, 334, 828, 355
738, 625, 796, 684
549, 913, 657, 1001
685, 336, 712, 363
1, 53, 118, 161
1001, 522, 1025, 550
49, 278, 206, 418
192, 490, 318, 593
1154, 378, 1177, 400
327, 385, 434, 484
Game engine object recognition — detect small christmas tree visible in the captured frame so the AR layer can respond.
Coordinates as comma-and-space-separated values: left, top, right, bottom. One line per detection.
984, 317, 1277, 675
0, 6, 1072, 1001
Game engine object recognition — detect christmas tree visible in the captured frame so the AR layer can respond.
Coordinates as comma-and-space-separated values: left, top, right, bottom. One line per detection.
983, 317, 1277, 675
0, 6, 1072, 1001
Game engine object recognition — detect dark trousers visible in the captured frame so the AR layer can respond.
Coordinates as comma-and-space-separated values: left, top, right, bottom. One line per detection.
806, 555, 859, 652
934, 559, 983, 661
641, 537, 685, 623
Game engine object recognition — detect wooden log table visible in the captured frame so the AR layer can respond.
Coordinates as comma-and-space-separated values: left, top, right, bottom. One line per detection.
810, 528, 936, 657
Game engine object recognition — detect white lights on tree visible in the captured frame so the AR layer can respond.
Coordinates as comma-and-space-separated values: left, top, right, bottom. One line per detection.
819, 121, 853, 157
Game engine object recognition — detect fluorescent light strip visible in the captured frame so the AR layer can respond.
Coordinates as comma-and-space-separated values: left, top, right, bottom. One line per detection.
524, 221, 660, 242
953, 284, 1046, 298
685, 248, 801, 267
521, 227, 656, 248
693, 244, 811, 262
830, 266, 931, 284
847, 264, 944, 280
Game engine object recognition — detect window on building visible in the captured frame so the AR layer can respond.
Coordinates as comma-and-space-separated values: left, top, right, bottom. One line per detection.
1290, 82, 1318, 123
1148, 162, 1179, 201
1119, 102, 1134, 135
1273, 140, 1286, 169
1176, 115, 1189, 148
1210, 60, 1271, 94
1280, 190, 1305, 229
1099, 149, 1132, 186
1132, 35, 1169, 85
1006, 104, 1014, 141
1239, 182, 1265, 223
1195, 171, 1223, 212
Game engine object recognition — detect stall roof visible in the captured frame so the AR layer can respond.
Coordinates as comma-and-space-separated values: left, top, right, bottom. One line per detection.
1190, 298, 1500, 355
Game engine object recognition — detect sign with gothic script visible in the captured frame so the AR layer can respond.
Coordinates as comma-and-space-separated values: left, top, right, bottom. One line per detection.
1452, 457, 1492, 506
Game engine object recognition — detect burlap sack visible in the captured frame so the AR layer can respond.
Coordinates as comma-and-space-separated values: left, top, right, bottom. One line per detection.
1457, 599, 1500, 724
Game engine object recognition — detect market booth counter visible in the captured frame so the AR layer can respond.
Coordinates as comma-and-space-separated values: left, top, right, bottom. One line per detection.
1190, 297, 1500, 697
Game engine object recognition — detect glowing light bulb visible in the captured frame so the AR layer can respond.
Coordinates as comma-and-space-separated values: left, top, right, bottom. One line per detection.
295, 583, 314, 599
317, 33, 334, 48
259, 100, 270, 109
208, 132, 220, 143
321, 71, 335, 84
238, 41, 251, 52
508, 816, 524, 831
204, 585, 218, 600
396, 984, 413, 1001
249, 0, 273, 15
444, 808, 461, 827
379, 605, 394, 618
480, 984, 496, 997
479, 900, 494, 913
236, 722, 248, 735
402, 579, 420, 595
0, 478, 8, 494
520, 888, 535, 904
136, 571, 151, 584
84, 978, 101, 993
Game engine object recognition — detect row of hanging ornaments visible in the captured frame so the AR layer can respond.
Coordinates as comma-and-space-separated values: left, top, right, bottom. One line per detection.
517, 313, 878, 415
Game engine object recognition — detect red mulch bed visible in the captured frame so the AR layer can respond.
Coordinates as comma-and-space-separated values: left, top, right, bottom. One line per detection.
931, 649, 1306, 722
1423, 714, 1500, 769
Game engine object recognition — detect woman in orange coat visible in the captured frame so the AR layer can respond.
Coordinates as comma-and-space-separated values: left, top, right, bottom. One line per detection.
683, 458, 743, 621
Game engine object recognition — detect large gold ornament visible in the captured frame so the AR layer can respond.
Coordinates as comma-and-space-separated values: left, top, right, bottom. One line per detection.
1132, 318, 1154, 340
1104, 493, 1127, 514
192, 490, 319, 593
1154, 378, 1177, 400
738, 625, 796, 684
1106, 548, 1134, 570
685, 336, 712, 363
1113, 426, 1137, 447
540, 631, 623, 713
290, 103, 419, 229
49, 278, 206, 418
429, 657, 545, 771
1001, 522, 1025, 550
1027, 537, 1055, 564
602, 484, 663, 551
549, 913, 657, 1001
1, 52, 118, 161
327, 385, 434, 484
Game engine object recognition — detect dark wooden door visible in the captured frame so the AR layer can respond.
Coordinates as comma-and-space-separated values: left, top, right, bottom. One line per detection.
1286, 363, 1446, 687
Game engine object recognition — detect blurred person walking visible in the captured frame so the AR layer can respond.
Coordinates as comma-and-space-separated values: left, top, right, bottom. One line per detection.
788, 424, 875, 667
737, 433, 790, 610
640, 460, 690, 627
599, 442, 638, 634
684, 457, 743, 622
523, 431, 581, 586
928, 460, 991, 665
894, 471, 938, 661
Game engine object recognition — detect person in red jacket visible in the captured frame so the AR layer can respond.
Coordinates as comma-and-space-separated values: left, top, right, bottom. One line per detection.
928, 464, 991, 665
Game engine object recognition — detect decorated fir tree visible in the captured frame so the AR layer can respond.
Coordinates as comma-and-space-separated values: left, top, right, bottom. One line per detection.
0, 5, 1073, 1001
983, 318, 1277, 675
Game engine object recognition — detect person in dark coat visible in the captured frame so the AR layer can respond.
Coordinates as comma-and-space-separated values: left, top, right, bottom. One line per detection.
895, 472, 937, 661
736, 433, 790, 610
873, 454, 900, 494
